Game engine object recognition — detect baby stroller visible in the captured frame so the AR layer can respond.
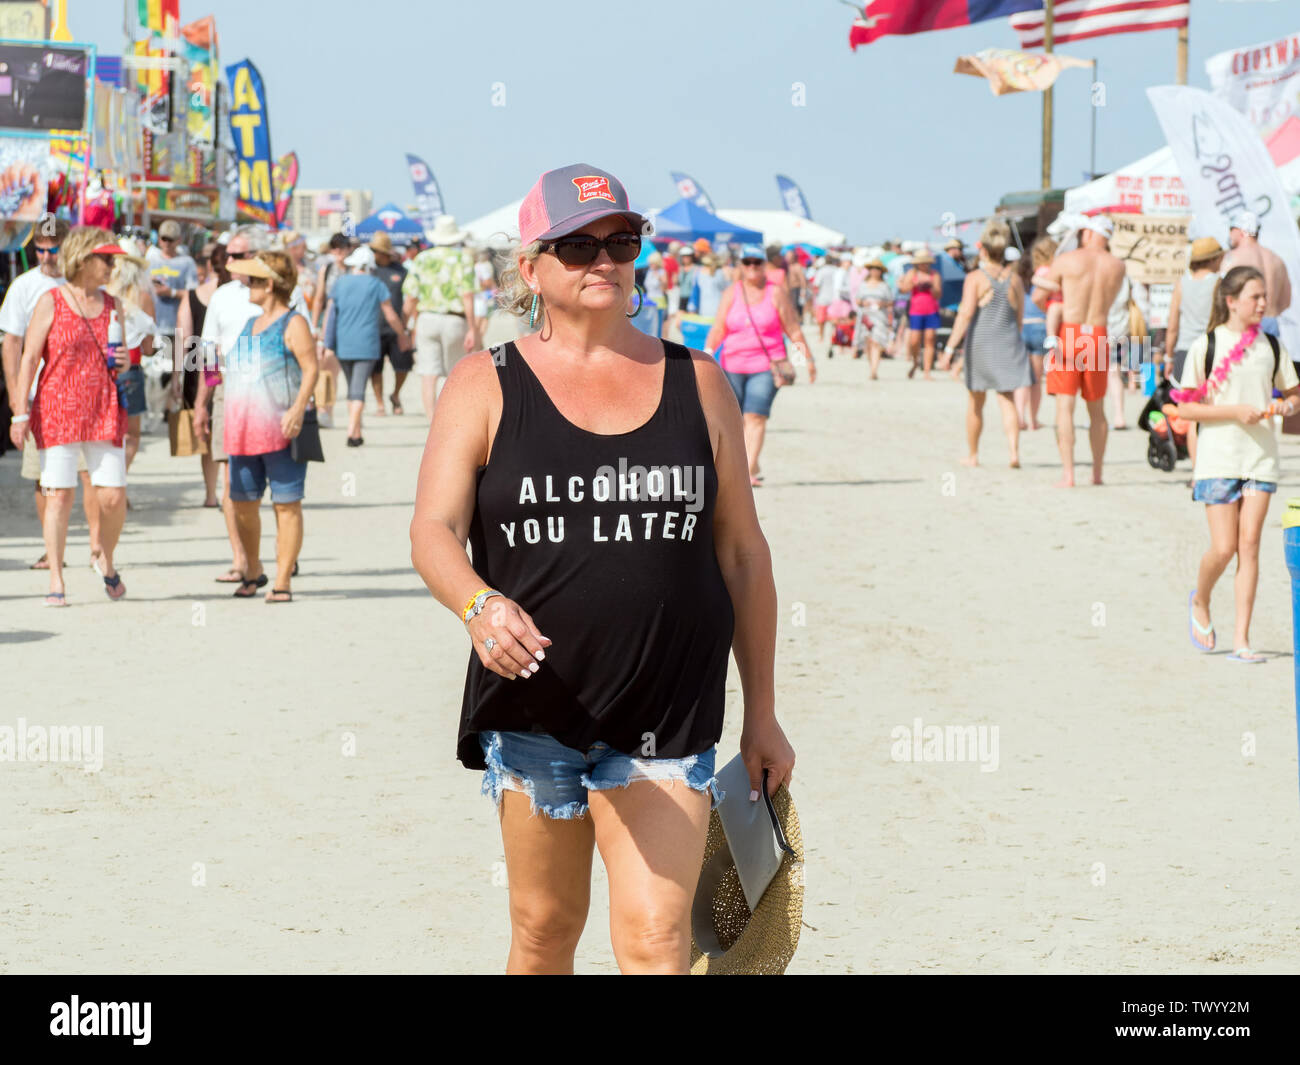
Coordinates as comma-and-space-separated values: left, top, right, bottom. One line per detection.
1137, 376, 1189, 472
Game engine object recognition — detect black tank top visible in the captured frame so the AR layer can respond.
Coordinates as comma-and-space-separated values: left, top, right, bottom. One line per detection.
457, 339, 735, 769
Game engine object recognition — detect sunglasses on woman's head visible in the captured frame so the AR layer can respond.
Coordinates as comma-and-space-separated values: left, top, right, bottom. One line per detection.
540, 232, 641, 267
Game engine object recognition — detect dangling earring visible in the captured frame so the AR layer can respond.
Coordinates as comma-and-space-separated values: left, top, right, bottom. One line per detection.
625, 283, 645, 319
529, 293, 539, 330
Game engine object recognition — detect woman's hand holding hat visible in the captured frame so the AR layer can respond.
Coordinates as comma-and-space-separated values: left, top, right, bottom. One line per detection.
741, 716, 796, 800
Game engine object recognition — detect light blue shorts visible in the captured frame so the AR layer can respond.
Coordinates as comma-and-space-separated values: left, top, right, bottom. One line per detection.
479, 729, 724, 820
1192, 478, 1277, 504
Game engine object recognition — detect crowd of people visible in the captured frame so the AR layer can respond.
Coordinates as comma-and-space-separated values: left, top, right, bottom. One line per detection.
0, 214, 494, 605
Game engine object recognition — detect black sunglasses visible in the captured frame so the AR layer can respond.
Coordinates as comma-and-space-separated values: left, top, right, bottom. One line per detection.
227, 251, 251, 260
741, 258, 765, 267
541, 232, 641, 267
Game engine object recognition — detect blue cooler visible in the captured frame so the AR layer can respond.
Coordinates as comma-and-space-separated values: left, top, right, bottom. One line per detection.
679, 313, 713, 351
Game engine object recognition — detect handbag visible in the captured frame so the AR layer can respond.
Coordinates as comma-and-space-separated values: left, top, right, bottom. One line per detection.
168, 408, 206, 456
739, 282, 796, 387
275, 312, 325, 463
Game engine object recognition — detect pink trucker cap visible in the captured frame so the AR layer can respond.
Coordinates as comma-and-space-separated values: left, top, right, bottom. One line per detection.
518, 163, 648, 247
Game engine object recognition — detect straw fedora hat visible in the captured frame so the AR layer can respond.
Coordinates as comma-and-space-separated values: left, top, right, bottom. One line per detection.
865, 258, 886, 271
368, 231, 395, 256
911, 249, 935, 265
429, 215, 467, 245
690, 783, 804, 975
1189, 236, 1224, 265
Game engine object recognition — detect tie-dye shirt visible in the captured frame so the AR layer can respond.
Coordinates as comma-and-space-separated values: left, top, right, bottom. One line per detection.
222, 311, 302, 457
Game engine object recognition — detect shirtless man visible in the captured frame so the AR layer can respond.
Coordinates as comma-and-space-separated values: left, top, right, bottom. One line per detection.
1223, 210, 1291, 337
1032, 216, 1127, 486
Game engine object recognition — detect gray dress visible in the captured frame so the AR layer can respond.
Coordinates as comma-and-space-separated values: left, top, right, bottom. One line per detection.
965, 267, 1032, 393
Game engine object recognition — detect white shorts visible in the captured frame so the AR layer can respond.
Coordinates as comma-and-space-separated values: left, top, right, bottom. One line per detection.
39, 441, 127, 490
414, 312, 468, 378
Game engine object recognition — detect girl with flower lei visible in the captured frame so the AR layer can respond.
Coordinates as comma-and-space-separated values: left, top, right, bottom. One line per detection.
1168, 267, 1300, 662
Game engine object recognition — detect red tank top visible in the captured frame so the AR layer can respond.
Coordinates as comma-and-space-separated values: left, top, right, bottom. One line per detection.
30, 288, 125, 449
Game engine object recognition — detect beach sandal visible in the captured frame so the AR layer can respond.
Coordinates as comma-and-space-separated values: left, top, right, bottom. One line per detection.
265, 588, 293, 604
1188, 591, 1215, 653
390, 393, 403, 415
1226, 648, 1266, 664
215, 568, 245, 583
90, 550, 104, 577
42, 591, 67, 607
750, 475, 763, 488
103, 573, 125, 601
30, 553, 49, 570
233, 573, 268, 598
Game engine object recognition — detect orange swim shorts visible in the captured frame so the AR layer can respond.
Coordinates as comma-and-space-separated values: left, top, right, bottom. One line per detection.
1045, 323, 1109, 401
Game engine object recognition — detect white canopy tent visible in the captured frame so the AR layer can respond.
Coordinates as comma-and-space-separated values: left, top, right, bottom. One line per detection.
1063, 147, 1189, 218
713, 208, 846, 248
461, 198, 524, 249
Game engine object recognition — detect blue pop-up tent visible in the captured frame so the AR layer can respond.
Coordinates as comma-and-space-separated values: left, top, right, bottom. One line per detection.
355, 203, 425, 242
650, 198, 763, 245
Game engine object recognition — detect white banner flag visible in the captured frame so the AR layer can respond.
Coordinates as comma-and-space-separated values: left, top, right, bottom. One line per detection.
1205, 32, 1300, 136
1148, 84, 1300, 363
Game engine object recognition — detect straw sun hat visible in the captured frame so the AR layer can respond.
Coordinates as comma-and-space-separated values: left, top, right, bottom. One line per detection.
1189, 236, 1224, 265
689, 783, 804, 975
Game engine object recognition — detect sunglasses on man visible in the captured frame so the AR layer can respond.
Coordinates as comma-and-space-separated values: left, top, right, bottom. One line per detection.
227, 251, 251, 260
33, 244, 59, 255
540, 232, 641, 267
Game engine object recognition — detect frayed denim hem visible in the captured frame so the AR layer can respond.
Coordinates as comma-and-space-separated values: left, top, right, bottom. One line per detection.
479, 732, 589, 821
582, 753, 726, 811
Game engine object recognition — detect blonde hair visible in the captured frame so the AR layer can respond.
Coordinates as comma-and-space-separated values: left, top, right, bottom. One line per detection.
107, 256, 151, 316
979, 219, 1010, 265
59, 225, 114, 282
495, 240, 543, 318
1030, 236, 1056, 270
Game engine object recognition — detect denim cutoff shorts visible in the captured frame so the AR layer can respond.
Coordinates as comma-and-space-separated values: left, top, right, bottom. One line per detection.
1192, 478, 1277, 505
479, 729, 724, 820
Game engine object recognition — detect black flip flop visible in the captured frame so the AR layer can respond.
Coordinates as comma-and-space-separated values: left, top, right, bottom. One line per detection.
233, 574, 269, 598
265, 588, 293, 604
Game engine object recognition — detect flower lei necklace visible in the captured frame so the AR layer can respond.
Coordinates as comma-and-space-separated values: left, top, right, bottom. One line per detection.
1171, 324, 1259, 404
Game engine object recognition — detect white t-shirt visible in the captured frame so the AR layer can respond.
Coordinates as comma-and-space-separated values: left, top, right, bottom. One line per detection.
0, 267, 60, 336
1178, 325, 1299, 483
201, 280, 258, 361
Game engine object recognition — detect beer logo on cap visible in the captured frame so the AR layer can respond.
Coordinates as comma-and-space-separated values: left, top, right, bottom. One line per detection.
572, 175, 615, 204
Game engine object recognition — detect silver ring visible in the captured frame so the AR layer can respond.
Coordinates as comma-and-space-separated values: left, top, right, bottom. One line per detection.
483, 637, 496, 652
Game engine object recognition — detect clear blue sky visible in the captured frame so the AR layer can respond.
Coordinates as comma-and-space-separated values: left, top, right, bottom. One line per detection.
68, 0, 1299, 243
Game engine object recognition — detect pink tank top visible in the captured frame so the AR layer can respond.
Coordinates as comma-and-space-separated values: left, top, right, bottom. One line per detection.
721, 282, 783, 374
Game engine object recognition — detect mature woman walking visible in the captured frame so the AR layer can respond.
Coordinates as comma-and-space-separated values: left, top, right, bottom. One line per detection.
856, 258, 893, 379
324, 246, 411, 446
943, 221, 1031, 468
411, 164, 794, 974
1176, 266, 1299, 662
222, 251, 318, 602
8, 227, 129, 605
703, 242, 816, 486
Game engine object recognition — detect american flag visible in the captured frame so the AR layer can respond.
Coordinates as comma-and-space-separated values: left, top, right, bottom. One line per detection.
1011, 0, 1189, 49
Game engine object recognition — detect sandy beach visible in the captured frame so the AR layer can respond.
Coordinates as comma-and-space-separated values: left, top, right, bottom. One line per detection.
4, 327, 1300, 974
